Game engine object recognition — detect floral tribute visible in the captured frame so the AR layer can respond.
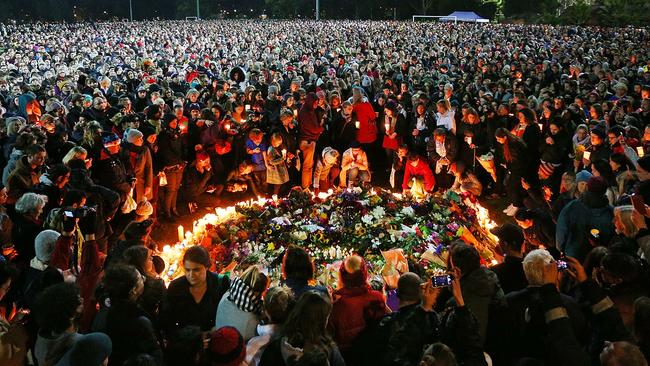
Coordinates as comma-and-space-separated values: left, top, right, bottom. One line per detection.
160, 187, 501, 287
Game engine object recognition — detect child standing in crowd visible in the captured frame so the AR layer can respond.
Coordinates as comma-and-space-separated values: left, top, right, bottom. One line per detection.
246, 128, 268, 196
265, 133, 289, 196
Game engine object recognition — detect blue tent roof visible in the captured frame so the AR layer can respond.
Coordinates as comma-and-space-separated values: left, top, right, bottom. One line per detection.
446, 11, 489, 22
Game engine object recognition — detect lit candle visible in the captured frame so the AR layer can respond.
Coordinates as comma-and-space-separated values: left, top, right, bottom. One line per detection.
177, 225, 184, 243
355, 121, 360, 129
224, 123, 231, 131
637, 146, 645, 157
385, 122, 390, 131
281, 149, 287, 158
538, 123, 543, 131
293, 109, 298, 117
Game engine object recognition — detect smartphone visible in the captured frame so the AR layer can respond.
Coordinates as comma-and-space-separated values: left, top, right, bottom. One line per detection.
431, 275, 452, 288
631, 193, 647, 216
557, 260, 568, 271
64, 210, 74, 218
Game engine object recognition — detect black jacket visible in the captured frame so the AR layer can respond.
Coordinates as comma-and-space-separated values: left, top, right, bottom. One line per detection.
382, 304, 440, 366
155, 129, 184, 169
161, 271, 230, 337
490, 256, 527, 294
105, 300, 163, 366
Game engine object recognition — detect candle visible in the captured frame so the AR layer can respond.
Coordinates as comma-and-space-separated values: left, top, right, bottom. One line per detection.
281, 149, 287, 158
385, 123, 390, 131
224, 123, 231, 131
583, 151, 591, 160
538, 123, 543, 131
355, 121, 360, 129
293, 109, 298, 117
177, 225, 184, 243
637, 146, 645, 157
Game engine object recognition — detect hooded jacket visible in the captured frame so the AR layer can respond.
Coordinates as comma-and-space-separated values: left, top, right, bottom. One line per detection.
2, 148, 23, 186
298, 93, 324, 142
7, 156, 41, 201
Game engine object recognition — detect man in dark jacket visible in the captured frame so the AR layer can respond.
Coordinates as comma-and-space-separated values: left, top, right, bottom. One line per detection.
489, 223, 528, 294
298, 92, 324, 189
557, 176, 614, 261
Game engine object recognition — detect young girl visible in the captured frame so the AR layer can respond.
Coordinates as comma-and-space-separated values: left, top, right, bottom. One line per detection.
265, 133, 289, 196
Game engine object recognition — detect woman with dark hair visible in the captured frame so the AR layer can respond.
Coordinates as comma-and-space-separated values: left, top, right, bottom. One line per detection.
259, 291, 345, 366
409, 102, 435, 156
330, 255, 386, 358
538, 118, 570, 188
161, 245, 230, 339
156, 114, 185, 221
495, 127, 531, 215
591, 158, 619, 205
382, 100, 408, 163
456, 107, 489, 180
281, 245, 327, 299
514, 107, 542, 164
123, 246, 165, 327
101, 264, 162, 366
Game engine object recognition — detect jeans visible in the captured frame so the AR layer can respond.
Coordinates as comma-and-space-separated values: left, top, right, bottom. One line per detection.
160, 166, 183, 215
300, 140, 316, 189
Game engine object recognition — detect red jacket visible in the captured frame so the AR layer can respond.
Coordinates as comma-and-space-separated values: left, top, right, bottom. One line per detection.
330, 286, 387, 350
403, 158, 436, 191
354, 101, 377, 144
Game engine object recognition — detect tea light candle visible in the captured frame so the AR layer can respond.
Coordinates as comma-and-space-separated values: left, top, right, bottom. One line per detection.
355, 121, 360, 129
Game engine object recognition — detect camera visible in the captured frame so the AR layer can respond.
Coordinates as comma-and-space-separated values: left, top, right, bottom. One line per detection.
64, 205, 96, 219
431, 275, 452, 288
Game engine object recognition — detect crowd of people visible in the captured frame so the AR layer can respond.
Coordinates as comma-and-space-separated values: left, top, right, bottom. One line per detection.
0, 19, 649, 365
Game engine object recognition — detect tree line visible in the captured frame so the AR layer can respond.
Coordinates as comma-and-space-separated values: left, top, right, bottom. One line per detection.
0, 0, 648, 26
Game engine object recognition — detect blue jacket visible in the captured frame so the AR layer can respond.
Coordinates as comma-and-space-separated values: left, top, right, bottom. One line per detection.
556, 192, 614, 261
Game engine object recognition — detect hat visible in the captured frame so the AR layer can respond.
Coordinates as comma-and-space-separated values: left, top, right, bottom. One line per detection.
187, 103, 201, 111
490, 223, 524, 250
340, 255, 369, 288
45, 100, 64, 113
101, 132, 120, 146
590, 127, 607, 140
575, 170, 593, 183
35, 230, 60, 263
322, 147, 339, 165
397, 272, 423, 302
587, 176, 607, 195
135, 199, 153, 217
208, 326, 246, 366
349, 140, 361, 149
57, 333, 112, 366
125, 128, 143, 144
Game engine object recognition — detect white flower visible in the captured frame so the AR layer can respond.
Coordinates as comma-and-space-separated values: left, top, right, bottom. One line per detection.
401, 206, 415, 217
371, 206, 386, 219
291, 231, 308, 241
361, 214, 374, 225
352, 187, 363, 194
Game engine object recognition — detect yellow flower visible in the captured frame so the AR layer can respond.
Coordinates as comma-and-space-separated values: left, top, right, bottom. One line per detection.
267, 242, 275, 251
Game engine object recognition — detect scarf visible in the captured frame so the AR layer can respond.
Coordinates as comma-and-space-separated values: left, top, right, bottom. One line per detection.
572, 133, 590, 147
227, 277, 262, 314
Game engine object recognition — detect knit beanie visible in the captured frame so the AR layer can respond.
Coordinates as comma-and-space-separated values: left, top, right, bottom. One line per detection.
575, 170, 593, 183
34, 230, 60, 263
57, 333, 112, 366
339, 254, 368, 288
125, 128, 143, 144
587, 176, 608, 195
208, 326, 246, 366
135, 199, 153, 217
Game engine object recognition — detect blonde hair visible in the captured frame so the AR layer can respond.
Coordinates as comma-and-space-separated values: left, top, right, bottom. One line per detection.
82, 121, 102, 147
62, 146, 88, 166
614, 205, 639, 238
239, 265, 269, 293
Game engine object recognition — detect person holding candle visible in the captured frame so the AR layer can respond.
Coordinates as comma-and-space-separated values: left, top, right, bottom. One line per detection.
265, 133, 290, 197
156, 114, 185, 221
330, 101, 357, 156
340, 141, 371, 189
313, 147, 340, 193
245, 128, 268, 196
274, 108, 300, 186
382, 100, 408, 168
